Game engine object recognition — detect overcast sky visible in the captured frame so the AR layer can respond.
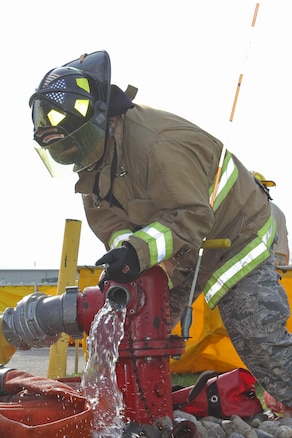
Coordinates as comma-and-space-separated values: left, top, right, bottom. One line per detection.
1, 0, 291, 269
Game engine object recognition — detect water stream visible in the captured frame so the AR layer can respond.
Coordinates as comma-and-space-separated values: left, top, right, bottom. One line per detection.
81, 299, 127, 437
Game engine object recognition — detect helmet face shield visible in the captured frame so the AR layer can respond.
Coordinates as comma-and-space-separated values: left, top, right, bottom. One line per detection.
34, 118, 106, 177
31, 92, 94, 140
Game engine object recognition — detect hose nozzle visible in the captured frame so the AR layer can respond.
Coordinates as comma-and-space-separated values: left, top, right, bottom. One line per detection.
2, 287, 83, 349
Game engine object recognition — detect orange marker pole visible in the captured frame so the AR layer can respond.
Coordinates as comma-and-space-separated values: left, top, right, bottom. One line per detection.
212, 3, 260, 207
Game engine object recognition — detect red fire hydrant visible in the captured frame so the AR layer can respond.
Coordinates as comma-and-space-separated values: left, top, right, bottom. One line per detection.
78, 266, 185, 423
2, 266, 185, 425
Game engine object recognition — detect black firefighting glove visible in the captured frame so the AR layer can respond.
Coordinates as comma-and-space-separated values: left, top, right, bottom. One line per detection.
95, 244, 140, 289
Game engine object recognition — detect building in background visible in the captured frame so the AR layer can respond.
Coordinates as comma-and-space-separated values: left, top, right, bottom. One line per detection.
0, 269, 59, 285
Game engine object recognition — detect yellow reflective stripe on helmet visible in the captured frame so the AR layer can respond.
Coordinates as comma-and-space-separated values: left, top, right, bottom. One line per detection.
204, 215, 276, 309
133, 222, 173, 266
76, 77, 90, 93
109, 229, 133, 249
47, 109, 65, 126
74, 99, 90, 117
209, 151, 238, 212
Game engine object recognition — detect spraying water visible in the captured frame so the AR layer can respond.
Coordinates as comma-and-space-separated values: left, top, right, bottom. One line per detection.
81, 299, 127, 437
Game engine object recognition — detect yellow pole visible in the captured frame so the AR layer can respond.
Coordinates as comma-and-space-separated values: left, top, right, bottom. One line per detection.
47, 219, 82, 379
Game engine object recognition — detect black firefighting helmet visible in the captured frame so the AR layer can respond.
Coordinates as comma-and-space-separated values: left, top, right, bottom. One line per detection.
30, 51, 111, 176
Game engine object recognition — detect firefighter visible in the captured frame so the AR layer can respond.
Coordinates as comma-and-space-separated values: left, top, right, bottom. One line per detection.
29, 50, 292, 414
251, 171, 290, 266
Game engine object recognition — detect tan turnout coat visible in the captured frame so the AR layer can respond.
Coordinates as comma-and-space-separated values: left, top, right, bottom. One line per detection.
76, 104, 274, 306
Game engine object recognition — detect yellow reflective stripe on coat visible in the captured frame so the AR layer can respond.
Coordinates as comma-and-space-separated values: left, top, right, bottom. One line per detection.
109, 229, 133, 249
209, 151, 238, 212
133, 222, 173, 266
204, 215, 276, 309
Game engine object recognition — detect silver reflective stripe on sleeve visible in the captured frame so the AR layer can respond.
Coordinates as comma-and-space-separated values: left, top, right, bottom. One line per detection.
109, 229, 133, 249
133, 222, 173, 266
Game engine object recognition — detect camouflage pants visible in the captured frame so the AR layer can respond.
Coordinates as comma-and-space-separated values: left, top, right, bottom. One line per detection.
217, 254, 292, 407
170, 253, 292, 407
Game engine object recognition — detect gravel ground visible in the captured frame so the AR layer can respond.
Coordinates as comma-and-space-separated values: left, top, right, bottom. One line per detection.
170, 410, 292, 438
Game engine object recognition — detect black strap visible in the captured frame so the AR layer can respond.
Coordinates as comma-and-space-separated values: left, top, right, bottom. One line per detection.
172, 370, 217, 410
187, 370, 217, 402
108, 140, 118, 207
92, 139, 125, 211
206, 380, 222, 417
